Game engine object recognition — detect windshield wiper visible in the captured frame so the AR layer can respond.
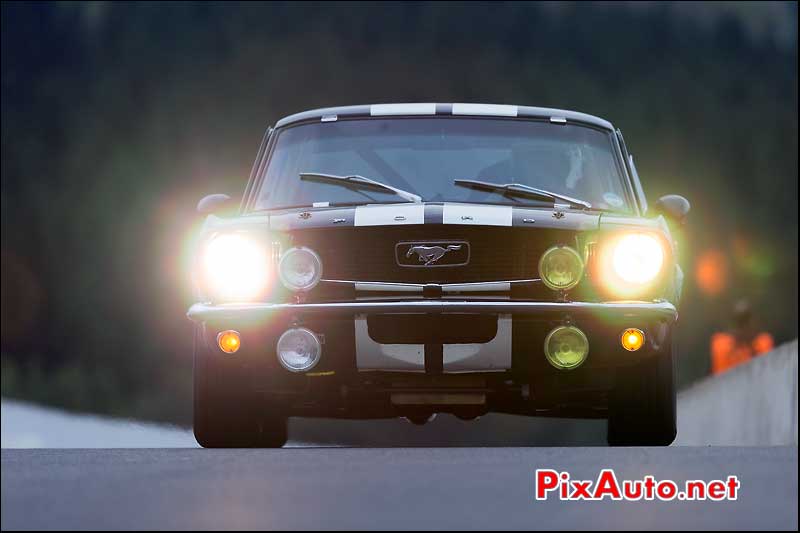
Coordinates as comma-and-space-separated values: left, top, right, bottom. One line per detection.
453, 179, 592, 210
300, 172, 422, 203
254, 200, 409, 212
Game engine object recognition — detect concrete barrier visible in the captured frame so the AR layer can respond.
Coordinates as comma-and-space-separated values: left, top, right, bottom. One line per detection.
676, 339, 798, 445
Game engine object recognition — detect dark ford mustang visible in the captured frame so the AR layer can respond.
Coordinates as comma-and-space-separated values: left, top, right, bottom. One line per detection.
188, 103, 690, 447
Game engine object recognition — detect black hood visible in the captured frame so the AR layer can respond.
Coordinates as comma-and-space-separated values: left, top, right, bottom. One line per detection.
267, 202, 601, 232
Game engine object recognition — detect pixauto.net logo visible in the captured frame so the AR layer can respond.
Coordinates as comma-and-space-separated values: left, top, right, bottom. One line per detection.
534, 469, 740, 502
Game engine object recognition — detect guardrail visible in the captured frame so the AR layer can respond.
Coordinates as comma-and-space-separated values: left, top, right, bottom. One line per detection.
676, 339, 798, 446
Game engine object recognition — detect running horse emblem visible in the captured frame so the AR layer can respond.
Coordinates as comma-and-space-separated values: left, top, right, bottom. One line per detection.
405, 244, 463, 265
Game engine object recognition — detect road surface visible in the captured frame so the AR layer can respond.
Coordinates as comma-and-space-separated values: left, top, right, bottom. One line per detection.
1, 447, 797, 530
1, 398, 607, 448
2, 398, 798, 529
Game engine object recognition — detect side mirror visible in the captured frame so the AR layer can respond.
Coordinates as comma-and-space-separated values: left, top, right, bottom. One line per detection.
654, 194, 690, 225
197, 194, 233, 215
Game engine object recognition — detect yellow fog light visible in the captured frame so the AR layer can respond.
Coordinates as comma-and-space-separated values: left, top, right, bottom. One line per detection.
621, 328, 645, 351
217, 330, 241, 354
539, 245, 584, 291
544, 326, 589, 370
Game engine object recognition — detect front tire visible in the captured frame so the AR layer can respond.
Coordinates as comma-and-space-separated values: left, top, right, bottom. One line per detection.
607, 337, 677, 446
193, 328, 288, 448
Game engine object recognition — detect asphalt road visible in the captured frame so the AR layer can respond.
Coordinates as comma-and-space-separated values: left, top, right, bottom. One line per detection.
0, 398, 609, 448
2, 447, 797, 530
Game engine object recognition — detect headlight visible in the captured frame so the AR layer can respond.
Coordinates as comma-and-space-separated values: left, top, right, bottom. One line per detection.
202, 233, 270, 301
279, 247, 322, 291
539, 245, 584, 291
612, 233, 664, 284
596, 232, 668, 297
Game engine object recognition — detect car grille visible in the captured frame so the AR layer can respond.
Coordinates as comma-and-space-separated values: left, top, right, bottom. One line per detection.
291, 226, 575, 284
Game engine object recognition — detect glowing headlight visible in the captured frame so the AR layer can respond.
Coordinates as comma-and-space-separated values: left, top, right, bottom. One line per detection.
595, 231, 668, 298
611, 233, 665, 284
539, 245, 584, 291
202, 234, 270, 301
279, 247, 322, 291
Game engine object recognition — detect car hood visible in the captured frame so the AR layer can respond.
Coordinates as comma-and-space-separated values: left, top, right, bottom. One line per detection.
265, 202, 603, 232
202, 202, 667, 238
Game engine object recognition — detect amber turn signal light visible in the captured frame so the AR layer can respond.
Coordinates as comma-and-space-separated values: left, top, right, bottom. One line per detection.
620, 328, 645, 352
217, 330, 241, 354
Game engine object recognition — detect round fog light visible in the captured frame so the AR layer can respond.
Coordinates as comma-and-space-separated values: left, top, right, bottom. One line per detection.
621, 328, 645, 351
544, 326, 589, 370
217, 330, 241, 354
277, 328, 321, 372
279, 247, 322, 291
539, 245, 584, 291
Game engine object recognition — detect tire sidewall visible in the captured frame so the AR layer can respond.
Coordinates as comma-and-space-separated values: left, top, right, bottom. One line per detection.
608, 335, 677, 446
193, 325, 287, 448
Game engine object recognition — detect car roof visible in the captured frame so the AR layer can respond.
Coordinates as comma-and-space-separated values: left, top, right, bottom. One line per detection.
274, 103, 615, 131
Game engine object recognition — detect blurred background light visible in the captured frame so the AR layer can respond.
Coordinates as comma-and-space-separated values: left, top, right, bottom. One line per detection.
695, 249, 730, 297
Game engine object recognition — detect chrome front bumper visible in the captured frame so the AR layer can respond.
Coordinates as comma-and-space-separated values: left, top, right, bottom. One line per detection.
187, 299, 678, 322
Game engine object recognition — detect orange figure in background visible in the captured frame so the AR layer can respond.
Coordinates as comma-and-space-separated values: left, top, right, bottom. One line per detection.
710, 299, 774, 375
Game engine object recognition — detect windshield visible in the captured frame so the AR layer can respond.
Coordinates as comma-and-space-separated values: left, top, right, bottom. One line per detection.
254, 117, 631, 212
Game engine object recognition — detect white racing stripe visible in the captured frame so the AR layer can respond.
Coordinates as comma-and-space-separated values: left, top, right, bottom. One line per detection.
443, 315, 512, 372
370, 103, 437, 116
452, 103, 518, 117
354, 204, 425, 226
443, 204, 512, 226
355, 316, 425, 372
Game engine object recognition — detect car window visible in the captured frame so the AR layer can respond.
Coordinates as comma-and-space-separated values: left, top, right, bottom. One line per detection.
255, 117, 631, 212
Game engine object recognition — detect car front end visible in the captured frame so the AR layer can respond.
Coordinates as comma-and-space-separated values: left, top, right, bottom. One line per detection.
188, 104, 686, 447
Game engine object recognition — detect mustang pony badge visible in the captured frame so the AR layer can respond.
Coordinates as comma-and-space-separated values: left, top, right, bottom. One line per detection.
397, 241, 470, 267
407, 244, 462, 265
